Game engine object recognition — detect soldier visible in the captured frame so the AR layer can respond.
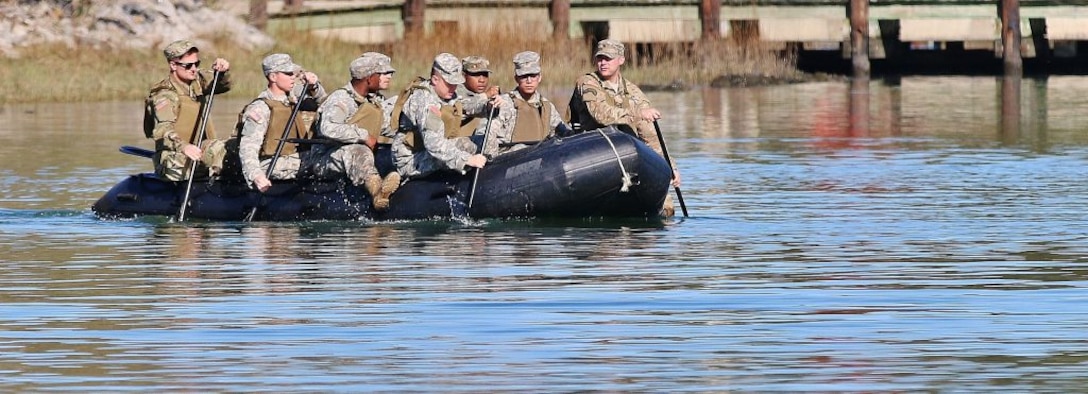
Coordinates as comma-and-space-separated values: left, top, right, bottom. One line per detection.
456, 55, 497, 138
144, 39, 231, 182
391, 53, 499, 180
309, 52, 400, 211
568, 39, 682, 217
487, 51, 566, 155
234, 53, 325, 193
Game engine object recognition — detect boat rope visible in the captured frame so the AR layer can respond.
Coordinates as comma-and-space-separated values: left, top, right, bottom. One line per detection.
598, 129, 633, 193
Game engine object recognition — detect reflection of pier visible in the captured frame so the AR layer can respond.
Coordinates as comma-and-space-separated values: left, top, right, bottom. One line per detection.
238, 0, 1088, 75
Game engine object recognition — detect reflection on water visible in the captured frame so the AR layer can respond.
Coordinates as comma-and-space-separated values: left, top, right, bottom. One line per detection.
2, 77, 1088, 391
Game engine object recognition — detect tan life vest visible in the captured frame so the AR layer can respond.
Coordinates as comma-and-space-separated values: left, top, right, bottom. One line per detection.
145, 78, 217, 143
346, 96, 390, 145
510, 93, 552, 144
391, 78, 468, 152
257, 98, 315, 159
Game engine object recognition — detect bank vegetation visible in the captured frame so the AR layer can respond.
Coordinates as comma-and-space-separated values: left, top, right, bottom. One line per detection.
0, 23, 801, 103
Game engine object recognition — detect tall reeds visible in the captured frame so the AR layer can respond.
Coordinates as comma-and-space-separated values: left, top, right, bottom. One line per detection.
0, 23, 798, 103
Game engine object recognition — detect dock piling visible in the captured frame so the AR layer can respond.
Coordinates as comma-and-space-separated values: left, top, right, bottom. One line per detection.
1001, 0, 1023, 75
849, 0, 870, 77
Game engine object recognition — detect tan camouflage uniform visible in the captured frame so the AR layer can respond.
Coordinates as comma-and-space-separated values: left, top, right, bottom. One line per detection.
568, 40, 677, 216
146, 39, 231, 182
486, 51, 564, 155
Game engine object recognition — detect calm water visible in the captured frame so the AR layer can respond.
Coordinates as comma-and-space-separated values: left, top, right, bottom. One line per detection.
2, 76, 1087, 391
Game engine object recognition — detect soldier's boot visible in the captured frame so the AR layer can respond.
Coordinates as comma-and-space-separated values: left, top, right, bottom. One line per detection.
377, 172, 402, 209
363, 174, 387, 211
659, 194, 675, 218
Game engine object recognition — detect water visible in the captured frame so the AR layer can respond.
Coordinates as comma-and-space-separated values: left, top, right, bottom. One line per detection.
2, 76, 1087, 391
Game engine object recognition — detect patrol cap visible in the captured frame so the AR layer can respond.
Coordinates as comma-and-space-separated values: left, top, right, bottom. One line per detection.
594, 39, 625, 59
163, 39, 198, 60
513, 51, 541, 77
350, 52, 395, 79
432, 52, 466, 85
261, 53, 301, 76
462, 56, 490, 74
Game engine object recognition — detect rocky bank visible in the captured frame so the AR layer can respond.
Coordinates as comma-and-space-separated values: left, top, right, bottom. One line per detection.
0, 0, 272, 57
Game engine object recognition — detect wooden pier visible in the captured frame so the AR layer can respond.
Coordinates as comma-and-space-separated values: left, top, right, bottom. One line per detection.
238, 0, 1088, 75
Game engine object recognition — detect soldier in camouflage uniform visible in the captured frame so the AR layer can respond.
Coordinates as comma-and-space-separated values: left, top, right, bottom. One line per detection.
144, 39, 231, 182
234, 53, 326, 193
309, 52, 400, 211
567, 39, 682, 217
391, 53, 498, 180
486, 51, 566, 156
456, 55, 501, 144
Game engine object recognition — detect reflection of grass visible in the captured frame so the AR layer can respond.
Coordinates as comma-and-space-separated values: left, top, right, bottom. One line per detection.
0, 25, 797, 103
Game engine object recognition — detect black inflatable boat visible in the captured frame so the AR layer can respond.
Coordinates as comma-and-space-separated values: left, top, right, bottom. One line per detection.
92, 127, 673, 221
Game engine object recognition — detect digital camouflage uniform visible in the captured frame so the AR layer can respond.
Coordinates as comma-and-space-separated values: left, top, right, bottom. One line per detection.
309, 52, 401, 210
568, 39, 677, 216
145, 39, 231, 182
235, 54, 328, 188
487, 51, 564, 156
393, 53, 491, 179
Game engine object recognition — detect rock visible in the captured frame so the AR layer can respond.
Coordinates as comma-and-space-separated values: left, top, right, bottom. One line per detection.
0, 0, 272, 58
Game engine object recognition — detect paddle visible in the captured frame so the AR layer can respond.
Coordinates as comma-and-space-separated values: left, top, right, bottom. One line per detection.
243, 83, 312, 222
177, 70, 222, 222
120, 145, 154, 159
467, 106, 497, 209
653, 120, 689, 217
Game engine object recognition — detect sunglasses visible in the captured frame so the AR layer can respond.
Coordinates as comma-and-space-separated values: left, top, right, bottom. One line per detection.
173, 60, 201, 70
279, 71, 295, 77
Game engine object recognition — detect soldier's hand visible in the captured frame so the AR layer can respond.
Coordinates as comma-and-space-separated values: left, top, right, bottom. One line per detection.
671, 169, 681, 187
302, 71, 319, 85
181, 144, 203, 161
212, 58, 230, 72
466, 154, 487, 169
640, 107, 661, 122
363, 135, 377, 150
485, 85, 501, 98
254, 175, 272, 193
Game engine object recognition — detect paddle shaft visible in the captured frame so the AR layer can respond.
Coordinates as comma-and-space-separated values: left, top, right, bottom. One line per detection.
652, 120, 689, 217
244, 83, 311, 222
177, 70, 222, 222
467, 106, 497, 209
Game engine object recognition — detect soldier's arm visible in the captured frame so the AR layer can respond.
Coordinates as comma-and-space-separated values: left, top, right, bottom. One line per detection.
238, 101, 272, 186
201, 69, 231, 94
545, 101, 565, 137
149, 90, 184, 151
411, 97, 470, 170
316, 92, 369, 143
626, 80, 653, 111
379, 95, 397, 139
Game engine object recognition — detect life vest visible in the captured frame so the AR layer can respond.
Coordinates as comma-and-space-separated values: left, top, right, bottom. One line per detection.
391, 78, 469, 152
509, 92, 552, 144
255, 98, 315, 159
144, 76, 216, 142
567, 72, 633, 131
346, 94, 391, 145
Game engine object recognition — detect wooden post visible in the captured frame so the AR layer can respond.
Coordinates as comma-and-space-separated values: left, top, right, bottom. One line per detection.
699, 0, 721, 40
403, 0, 425, 39
849, 76, 870, 137
1001, 74, 1022, 143
550, 0, 570, 41
848, 0, 870, 77
249, 0, 268, 30
1001, 0, 1023, 75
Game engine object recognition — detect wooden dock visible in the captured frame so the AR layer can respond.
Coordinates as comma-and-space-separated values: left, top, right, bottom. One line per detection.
234, 0, 1088, 74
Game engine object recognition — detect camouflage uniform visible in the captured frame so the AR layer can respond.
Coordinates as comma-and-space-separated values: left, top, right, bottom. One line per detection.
309, 53, 400, 210
393, 53, 491, 179
568, 39, 677, 216
236, 54, 328, 188
486, 51, 565, 155
145, 39, 231, 182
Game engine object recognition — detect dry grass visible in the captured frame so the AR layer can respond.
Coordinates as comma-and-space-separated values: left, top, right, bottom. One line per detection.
0, 24, 798, 103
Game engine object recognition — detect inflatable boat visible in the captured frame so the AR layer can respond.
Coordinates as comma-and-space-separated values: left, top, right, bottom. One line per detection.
92, 127, 673, 221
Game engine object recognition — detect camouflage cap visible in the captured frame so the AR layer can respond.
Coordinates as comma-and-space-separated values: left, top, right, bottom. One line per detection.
513, 51, 541, 77
350, 52, 395, 79
432, 52, 466, 85
163, 39, 198, 60
461, 56, 490, 74
594, 39, 625, 59
261, 53, 301, 76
